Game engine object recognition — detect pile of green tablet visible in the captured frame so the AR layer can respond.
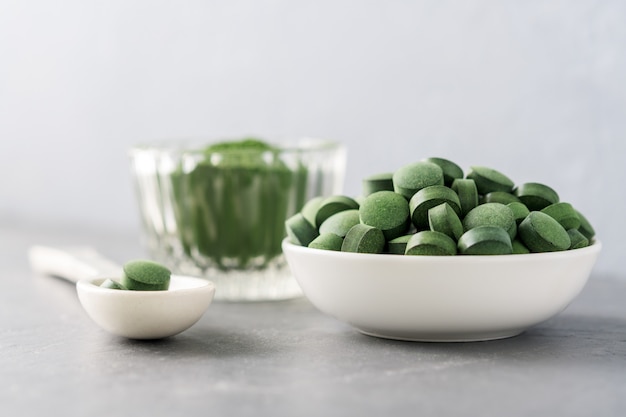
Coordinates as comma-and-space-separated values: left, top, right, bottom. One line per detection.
100, 260, 171, 290
285, 158, 595, 255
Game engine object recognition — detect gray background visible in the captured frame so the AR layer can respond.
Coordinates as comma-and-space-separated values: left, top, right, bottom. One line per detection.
1, 0, 624, 276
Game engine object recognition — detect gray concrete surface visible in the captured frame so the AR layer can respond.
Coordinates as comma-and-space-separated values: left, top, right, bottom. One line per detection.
2, 221, 625, 416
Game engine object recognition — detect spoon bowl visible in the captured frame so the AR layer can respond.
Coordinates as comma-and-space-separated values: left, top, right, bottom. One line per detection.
29, 245, 216, 339
77, 276, 215, 339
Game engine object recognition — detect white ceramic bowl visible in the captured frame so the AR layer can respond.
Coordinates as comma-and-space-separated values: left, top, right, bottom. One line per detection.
282, 239, 602, 342
76, 276, 215, 339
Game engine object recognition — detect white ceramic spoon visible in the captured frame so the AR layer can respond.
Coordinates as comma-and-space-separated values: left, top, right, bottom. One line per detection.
28, 245, 215, 339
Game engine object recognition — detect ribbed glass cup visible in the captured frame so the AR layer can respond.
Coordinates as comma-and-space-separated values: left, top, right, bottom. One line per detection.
129, 138, 346, 301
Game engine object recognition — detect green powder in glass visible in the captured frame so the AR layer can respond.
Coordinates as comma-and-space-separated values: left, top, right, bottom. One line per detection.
169, 138, 308, 270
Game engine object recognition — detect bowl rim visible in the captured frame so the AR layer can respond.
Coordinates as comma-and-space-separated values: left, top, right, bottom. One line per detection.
282, 238, 602, 263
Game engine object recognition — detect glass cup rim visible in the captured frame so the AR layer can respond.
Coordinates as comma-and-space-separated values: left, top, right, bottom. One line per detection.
129, 137, 344, 157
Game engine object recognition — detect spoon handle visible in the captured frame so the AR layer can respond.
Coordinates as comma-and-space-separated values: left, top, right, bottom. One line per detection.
28, 245, 122, 283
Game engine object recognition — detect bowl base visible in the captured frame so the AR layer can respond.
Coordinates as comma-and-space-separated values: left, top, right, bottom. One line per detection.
356, 327, 525, 342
